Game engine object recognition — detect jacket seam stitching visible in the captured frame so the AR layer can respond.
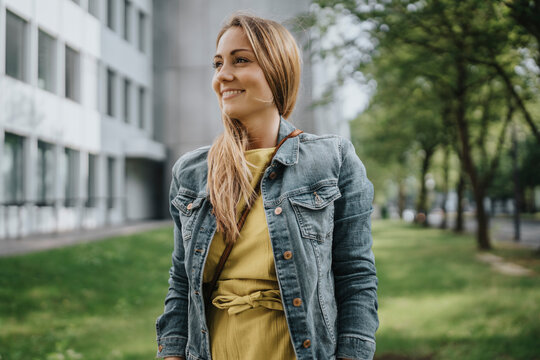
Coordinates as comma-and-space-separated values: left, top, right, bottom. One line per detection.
339, 334, 376, 344
156, 335, 188, 340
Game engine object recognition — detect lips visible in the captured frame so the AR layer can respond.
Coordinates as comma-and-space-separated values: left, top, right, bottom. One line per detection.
221, 89, 245, 99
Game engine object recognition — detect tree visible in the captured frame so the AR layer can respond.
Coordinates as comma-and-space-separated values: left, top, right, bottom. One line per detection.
310, 0, 535, 249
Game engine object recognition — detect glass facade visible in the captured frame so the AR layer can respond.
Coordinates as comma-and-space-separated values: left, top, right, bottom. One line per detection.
65, 45, 80, 102
138, 10, 145, 52
124, 78, 131, 123
107, 157, 115, 209
138, 86, 145, 129
123, 0, 131, 41
107, 68, 116, 116
38, 29, 56, 93
36, 141, 55, 206
5, 10, 27, 82
63, 148, 78, 207
86, 154, 98, 207
107, 0, 115, 30
2, 133, 25, 205
88, 0, 99, 17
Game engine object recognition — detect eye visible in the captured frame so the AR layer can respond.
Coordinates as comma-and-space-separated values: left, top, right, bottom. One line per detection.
212, 60, 223, 69
234, 57, 249, 64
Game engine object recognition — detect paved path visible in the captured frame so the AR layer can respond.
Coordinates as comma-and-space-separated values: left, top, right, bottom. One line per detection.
428, 213, 540, 249
0, 219, 173, 257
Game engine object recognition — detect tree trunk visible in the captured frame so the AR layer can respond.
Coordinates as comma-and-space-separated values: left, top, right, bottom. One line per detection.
455, 172, 465, 233
474, 187, 491, 250
512, 123, 521, 241
416, 148, 434, 227
398, 180, 406, 219
440, 145, 450, 229
454, 55, 492, 249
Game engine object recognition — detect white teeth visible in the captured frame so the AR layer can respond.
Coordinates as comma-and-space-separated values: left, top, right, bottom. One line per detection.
223, 90, 244, 97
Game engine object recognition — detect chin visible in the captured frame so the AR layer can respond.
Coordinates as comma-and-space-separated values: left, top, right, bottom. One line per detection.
222, 107, 243, 120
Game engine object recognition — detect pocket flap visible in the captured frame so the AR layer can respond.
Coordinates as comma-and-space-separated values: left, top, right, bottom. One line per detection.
172, 191, 204, 215
288, 184, 341, 210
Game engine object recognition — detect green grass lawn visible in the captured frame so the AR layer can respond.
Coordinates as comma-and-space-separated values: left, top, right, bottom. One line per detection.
0, 220, 538, 360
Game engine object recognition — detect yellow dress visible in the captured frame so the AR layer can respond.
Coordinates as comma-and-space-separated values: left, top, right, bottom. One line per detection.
203, 147, 296, 360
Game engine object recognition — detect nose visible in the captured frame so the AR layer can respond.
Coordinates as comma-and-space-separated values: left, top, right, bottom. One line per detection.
215, 62, 234, 83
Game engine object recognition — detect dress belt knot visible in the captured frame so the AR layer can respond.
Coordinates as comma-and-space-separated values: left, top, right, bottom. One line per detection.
212, 289, 283, 315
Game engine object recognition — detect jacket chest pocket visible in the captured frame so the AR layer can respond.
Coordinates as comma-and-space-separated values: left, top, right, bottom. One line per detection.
171, 191, 205, 242
288, 183, 341, 242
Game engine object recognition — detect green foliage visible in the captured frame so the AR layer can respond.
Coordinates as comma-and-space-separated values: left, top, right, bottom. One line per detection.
520, 135, 540, 188
487, 134, 540, 199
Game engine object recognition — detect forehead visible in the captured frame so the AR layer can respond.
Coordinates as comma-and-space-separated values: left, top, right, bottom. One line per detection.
216, 27, 252, 53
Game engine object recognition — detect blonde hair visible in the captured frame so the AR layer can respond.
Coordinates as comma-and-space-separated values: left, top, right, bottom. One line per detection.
207, 13, 302, 243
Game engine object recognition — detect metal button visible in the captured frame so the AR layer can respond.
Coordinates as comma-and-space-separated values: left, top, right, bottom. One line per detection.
274, 207, 282, 215
158, 345, 163, 352
269, 171, 277, 179
187, 203, 193, 210
293, 297, 302, 307
314, 191, 323, 205
303, 339, 311, 348
283, 251, 292, 260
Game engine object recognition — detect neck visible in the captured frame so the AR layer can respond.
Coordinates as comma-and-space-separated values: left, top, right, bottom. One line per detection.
240, 108, 280, 150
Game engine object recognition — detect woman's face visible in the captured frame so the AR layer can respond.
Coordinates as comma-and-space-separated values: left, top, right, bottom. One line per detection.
212, 27, 276, 123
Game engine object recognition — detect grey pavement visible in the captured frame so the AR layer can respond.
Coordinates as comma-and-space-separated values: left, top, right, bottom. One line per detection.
0, 219, 173, 257
428, 213, 540, 249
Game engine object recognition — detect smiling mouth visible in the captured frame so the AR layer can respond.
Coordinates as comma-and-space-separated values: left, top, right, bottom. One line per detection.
222, 90, 245, 99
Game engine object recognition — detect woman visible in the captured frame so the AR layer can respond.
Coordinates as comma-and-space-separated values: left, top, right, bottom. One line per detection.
155, 13, 378, 360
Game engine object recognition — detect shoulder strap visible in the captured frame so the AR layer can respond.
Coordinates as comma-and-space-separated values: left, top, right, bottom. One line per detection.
205, 128, 303, 309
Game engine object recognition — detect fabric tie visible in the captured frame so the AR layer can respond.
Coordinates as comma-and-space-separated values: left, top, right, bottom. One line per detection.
212, 290, 284, 315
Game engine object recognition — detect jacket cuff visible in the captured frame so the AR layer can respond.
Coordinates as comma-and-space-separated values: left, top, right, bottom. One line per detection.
336, 335, 376, 360
156, 335, 187, 358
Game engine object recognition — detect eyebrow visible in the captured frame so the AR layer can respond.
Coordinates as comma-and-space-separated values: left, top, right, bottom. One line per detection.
213, 48, 252, 59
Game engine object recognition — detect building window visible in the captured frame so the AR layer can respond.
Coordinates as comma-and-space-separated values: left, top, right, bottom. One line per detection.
5, 10, 28, 82
107, 68, 116, 117
86, 153, 97, 207
96, 60, 102, 111
123, 0, 131, 41
63, 148, 78, 207
138, 86, 145, 129
36, 141, 54, 206
38, 29, 56, 93
2, 133, 25, 205
137, 10, 145, 52
123, 78, 131, 123
107, 156, 115, 209
88, 0, 99, 18
107, 0, 115, 30
65, 45, 80, 102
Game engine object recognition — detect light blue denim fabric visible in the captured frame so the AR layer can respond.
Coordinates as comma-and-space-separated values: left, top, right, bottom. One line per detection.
156, 118, 378, 360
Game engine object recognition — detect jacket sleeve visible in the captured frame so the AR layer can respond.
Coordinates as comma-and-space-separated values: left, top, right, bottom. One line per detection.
155, 158, 189, 358
333, 137, 379, 360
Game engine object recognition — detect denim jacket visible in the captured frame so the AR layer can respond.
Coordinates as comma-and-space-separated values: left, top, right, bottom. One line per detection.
156, 118, 378, 360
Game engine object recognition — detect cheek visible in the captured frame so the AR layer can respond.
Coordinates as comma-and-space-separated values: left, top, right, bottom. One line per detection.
247, 72, 272, 98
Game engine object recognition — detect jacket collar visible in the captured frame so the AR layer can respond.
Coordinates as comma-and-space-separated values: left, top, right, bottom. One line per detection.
272, 117, 300, 166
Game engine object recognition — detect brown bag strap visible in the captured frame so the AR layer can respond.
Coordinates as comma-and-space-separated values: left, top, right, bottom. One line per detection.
205, 128, 303, 309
